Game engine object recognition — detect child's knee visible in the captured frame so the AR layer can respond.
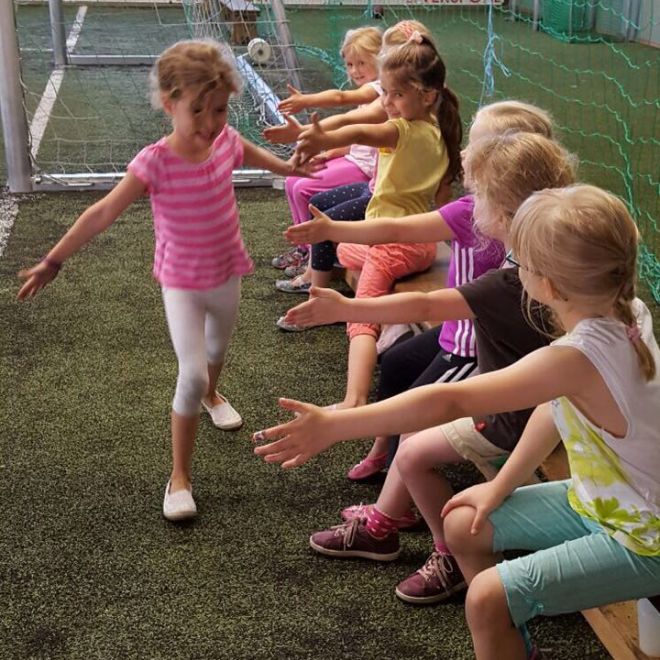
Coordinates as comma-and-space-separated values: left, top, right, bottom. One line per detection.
394, 436, 429, 477
466, 569, 509, 630
174, 368, 209, 414
444, 505, 478, 552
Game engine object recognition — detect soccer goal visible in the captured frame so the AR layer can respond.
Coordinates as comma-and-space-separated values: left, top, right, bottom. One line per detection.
1, 0, 658, 302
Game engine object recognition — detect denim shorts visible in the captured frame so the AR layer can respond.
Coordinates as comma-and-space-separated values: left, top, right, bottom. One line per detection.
490, 480, 660, 626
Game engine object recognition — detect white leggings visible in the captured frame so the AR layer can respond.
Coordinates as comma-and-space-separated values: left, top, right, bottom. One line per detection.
162, 277, 241, 416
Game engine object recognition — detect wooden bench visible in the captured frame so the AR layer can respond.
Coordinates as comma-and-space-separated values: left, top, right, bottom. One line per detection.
343, 243, 660, 659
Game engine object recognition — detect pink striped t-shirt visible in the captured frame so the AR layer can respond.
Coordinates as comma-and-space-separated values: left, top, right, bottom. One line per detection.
128, 125, 253, 290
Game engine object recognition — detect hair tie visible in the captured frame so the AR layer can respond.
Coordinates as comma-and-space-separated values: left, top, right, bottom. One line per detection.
408, 30, 424, 45
397, 21, 417, 39
626, 323, 641, 343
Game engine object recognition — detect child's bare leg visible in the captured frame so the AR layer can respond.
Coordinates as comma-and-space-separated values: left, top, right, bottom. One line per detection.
395, 426, 465, 542
340, 334, 377, 408
170, 411, 198, 493
364, 434, 390, 459
467, 569, 526, 660
204, 360, 224, 407
310, 267, 333, 287
374, 458, 415, 519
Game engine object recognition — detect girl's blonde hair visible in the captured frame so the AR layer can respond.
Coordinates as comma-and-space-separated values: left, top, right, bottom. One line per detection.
382, 20, 436, 49
340, 26, 383, 63
476, 100, 554, 139
150, 39, 242, 110
464, 131, 576, 236
379, 35, 462, 183
511, 184, 656, 381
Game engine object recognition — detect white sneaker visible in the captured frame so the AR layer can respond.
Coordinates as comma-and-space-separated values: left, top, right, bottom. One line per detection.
202, 393, 243, 430
162, 480, 197, 521
276, 315, 308, 332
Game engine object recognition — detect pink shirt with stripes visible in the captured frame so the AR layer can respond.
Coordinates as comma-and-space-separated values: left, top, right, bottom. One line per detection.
128, 125, 253, 290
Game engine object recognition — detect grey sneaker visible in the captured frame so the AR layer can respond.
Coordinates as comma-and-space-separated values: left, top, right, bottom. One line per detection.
275, 276, 311, 294
395, 551, 466, 604
272, 246, 308, 269
284, 261, 309, 278
309, 518, 400, 561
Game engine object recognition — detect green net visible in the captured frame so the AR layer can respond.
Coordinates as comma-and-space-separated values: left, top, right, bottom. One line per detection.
279, 2, 658, 301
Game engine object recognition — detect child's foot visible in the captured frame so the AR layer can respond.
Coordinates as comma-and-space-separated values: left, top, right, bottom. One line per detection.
272, 246, 308, 270
309, 518, 400, 561
202, 392, 243, 430
347, 452, 388, 481
275, 275, 311, 294
395, 551, 466, 604
341, 503, 422, 530
162, 479, 197, 521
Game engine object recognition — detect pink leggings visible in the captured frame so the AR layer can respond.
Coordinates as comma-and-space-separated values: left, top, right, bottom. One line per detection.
285, 156, 369, 226
338, 242, 437, 340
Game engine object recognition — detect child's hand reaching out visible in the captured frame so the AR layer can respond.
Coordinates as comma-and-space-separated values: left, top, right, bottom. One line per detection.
286, 155, 325, 178
285, 204, 332, 244
284, 287, 347, 327
277, 84, 308, 116
263, 115, 304, 145
295, 113, 329, 164
253, 398, 335, 468
17, 260, 61, 300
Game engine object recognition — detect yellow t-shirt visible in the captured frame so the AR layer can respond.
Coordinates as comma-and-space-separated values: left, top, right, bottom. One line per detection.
365, 117, 448, 219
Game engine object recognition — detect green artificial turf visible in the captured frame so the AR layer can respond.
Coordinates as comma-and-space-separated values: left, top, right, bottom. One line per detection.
0, 188, 611, 659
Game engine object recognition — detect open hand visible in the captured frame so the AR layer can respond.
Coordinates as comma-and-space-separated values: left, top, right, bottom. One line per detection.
277, 84, 308, 115
17, 260, 60, 300
283, 286, 346, 327
441, 482, 507, 536
252, 398, 336, 468
263, 114, 303, 145
287, 155, 325, 179
295, 113, 327, 164
285, 204, 331, 245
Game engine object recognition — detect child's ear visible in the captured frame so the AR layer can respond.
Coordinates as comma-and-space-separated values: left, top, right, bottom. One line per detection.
546, 277, 567, 302
161, 93, 174, 115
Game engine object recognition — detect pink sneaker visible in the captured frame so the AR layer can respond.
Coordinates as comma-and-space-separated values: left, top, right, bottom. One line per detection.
341, 503, 422, 530
347, 452, 388, 481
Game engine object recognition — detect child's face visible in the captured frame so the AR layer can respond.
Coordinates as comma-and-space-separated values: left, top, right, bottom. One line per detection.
344, 49, 377, 86
379, 70, 435, 121
165, 87, 230, 151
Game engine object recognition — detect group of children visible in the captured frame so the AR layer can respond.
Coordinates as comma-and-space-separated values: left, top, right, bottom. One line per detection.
16, 21, 659, 660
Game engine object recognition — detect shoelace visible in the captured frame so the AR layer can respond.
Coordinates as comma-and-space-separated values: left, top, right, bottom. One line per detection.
331, 518, 360, 548
418, 552, 454, 588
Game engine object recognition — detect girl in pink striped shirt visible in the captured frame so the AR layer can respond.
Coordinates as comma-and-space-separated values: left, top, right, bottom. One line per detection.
17, 40, 318, 522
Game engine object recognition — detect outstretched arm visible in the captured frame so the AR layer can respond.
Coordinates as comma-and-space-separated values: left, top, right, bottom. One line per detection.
241, 137, 322, 178
278, 83, 380, 115
17, 171, 146, 299
285, 205, 454, 246
263, 99, 386, 145
254, 346, 590, 468
296, 113, 397, 163
284, 286, 473, 328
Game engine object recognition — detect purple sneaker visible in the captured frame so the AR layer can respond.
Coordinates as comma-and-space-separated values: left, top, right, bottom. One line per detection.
309, 518, 400, 561
395, 551, 466, 604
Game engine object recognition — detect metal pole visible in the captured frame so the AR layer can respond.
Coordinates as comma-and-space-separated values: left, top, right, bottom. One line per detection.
269, 0, 302, 91
0, 0, 32, 192
48, 0, 68, 66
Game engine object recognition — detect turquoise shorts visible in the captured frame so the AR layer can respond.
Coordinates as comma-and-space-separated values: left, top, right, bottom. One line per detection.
490, 480, 660, 627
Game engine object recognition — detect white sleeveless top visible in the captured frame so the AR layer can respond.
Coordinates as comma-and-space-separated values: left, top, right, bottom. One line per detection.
551, 299, 660, 556
345, 80, 382, 178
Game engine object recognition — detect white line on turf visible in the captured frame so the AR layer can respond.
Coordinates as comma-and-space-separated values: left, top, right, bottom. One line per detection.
29, 5, 87, 159
0, 190, 19, 259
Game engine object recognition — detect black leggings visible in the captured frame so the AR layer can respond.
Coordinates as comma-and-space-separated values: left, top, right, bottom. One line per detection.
309, 182, 372, 271
378, 326, 478, 463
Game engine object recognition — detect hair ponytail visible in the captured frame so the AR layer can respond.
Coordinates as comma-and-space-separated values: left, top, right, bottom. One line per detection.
379, 35, 463, 183
437, 84, 462, 183
613, 282, 656, 381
